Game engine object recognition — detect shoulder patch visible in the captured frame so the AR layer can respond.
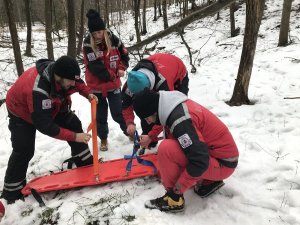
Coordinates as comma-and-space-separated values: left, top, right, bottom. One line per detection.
87, 52, 96, 61
178, 133, 193, 149
42, 99, 52, 110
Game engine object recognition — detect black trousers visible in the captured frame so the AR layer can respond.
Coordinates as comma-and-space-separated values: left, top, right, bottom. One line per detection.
1, 111, 92, 201
94, 89, 127, 140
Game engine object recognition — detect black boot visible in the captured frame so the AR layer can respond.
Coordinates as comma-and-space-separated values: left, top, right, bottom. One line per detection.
194, 180, 224, 198
144, 190, 185, 213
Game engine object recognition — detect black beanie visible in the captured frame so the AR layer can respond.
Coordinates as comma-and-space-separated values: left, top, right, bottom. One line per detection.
86, 9, 105, 33
133, 88, 159, 119
53, 56, 80, 80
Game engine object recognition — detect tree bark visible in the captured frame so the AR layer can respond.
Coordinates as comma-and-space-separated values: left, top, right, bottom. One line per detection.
67, 0, 76, 58
134, 0, 141, 42
278, 0, 292, 46
230, 1, 236, 37
228, 0, 265, 106
104, 0, 109, 27
24, 0, 33, 57
141, 0, 147, 35
162, 0, 168, 29
76, 0, 85, 56
153, 0, 157, 21
4, 0, 24, 76
128, 0, 235, 52
45, 0, 54, 60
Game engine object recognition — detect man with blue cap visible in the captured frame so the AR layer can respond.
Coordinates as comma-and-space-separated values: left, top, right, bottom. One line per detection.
122, 53, 189, 148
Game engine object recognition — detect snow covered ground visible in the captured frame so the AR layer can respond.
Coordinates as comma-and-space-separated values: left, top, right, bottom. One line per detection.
0, 1, 300, 224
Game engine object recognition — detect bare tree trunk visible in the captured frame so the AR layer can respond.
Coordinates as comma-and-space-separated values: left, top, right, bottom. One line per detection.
45, 0, 54, 60
228, 0, 265, 106
153, 0, 157, 21
158, 0, 162, 17
278, 0, 292, 46
141, 0, 147, 35
24, 0, 33, 56
77, 0, 85, 56
162, 0, 168, 29
104, 0, 109, 27
4, 0, 24, 76
67, 0, 76, 58
230, 1, 236, 37
134, 0, 141, 42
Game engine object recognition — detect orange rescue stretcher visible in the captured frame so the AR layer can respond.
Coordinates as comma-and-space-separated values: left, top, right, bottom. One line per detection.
22, 100, 158, 196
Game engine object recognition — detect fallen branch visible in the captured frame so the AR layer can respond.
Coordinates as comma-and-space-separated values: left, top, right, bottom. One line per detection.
128, 0, 235, 52
283, 97, 300, 99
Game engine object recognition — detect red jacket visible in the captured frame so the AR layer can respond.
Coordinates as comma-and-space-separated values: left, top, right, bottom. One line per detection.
6, 59, 91, 141
122, 53, 187, 139
83, 31, 129, 97
158, 91, 239, 192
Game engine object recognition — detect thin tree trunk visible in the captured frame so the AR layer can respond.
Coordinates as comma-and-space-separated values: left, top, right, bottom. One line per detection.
162, 0, 168, 29
77, 0, 85, 56
24, 0, 33, 56
67, 0, 76, 58
158, 0, 162, 17
228, 0, 265, 106
45, 0, 54, 60
4, 0, 24, 76
104, 0, 109, 27
230, 1, 236, 37
278, 0, 292, 46
134, 0, 141, 42
141, 0, 147, 35
153, 0, 157, 21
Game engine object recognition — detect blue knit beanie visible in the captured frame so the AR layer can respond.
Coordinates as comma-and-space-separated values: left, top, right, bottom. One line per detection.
127, 70, 150, 94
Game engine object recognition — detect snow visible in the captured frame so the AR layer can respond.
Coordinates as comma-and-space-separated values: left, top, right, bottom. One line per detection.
1, 0, 300, 224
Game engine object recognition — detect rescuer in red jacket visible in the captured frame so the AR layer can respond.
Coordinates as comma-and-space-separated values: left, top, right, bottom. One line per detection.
1, 56, 98, 204
122, 53, 189, 148
133, 89, 239, 213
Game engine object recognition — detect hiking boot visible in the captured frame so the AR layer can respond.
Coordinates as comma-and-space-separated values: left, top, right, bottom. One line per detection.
194, 180, 225, 198
1, 190, 25, 205
145, 191, 185, 213
100, 139, 108, 151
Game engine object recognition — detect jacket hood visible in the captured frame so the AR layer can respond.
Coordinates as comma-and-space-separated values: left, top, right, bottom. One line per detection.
36, 59, 54, 75
158, 91, 188, 126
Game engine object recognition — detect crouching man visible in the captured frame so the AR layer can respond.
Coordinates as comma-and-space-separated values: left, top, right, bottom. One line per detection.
133, 89, 239, 213
1, 56, 98, 204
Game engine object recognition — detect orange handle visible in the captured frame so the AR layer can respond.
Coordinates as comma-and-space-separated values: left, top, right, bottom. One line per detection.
87, 99, 99, 181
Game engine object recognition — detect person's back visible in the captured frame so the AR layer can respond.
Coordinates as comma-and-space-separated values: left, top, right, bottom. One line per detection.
6, 66, 39, 123
185, 100, 238, 159
147, 53, 187, 88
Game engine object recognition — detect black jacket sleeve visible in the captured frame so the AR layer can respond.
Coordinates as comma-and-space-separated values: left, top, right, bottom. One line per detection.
31, 91, 61, 137
83, 38, 111, 82
167, 103, 209, 177
121, 82, 134, 110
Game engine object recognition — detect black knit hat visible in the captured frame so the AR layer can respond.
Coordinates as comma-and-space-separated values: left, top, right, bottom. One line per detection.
133, 88, 159, 119
53, 56, 80, 80
86, 9, 105, 33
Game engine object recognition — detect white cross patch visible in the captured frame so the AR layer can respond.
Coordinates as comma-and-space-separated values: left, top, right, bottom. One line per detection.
42, 99, 52, 110
178, 133, 192, 149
